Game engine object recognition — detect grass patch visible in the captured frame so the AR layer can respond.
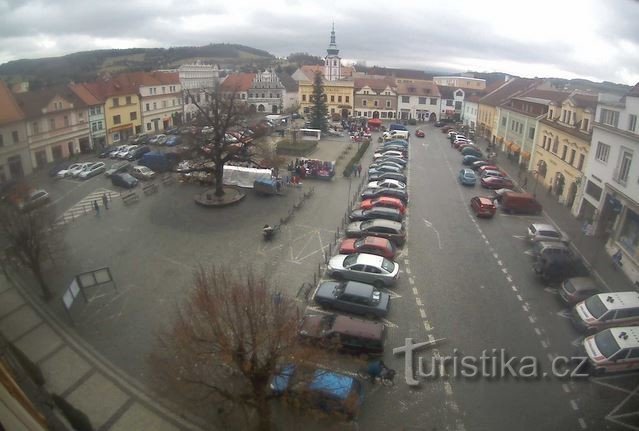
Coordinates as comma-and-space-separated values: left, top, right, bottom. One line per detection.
276, 139, 317, 156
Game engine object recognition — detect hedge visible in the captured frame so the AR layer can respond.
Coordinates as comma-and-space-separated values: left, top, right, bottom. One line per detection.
276, 139, 318, 156
343, 140, 371, 177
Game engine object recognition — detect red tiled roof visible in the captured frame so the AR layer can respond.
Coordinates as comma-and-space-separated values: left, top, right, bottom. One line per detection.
220, 73, 256, 92
479, 78, 538, 106
570, 92, 597, 110
0, 80, 25, 124
14, 84, 88, 119
518, 88, 569, 104
354, 77, 396, 91
69, 82, 103, 105
396, 81, 440, 97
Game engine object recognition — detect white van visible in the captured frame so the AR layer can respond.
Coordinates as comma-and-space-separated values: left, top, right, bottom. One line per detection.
582, 326, 639, 374
572, 291, 639, 332
383, 130, 409, 141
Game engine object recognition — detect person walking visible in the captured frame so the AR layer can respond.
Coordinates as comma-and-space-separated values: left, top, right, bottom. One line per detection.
357, 164, 362, 177
102, 193, 109, 210
93, 200, 100, 216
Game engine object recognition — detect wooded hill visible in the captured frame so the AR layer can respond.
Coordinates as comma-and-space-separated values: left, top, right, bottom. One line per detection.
0, 44, 275, 89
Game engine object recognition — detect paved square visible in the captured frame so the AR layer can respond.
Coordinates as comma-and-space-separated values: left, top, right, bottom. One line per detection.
40, 346, 92, 394
14, 323, 62, 363
109, 402, 181, 431
65, 372, 129, 429
0, 305, 41, 341
0, 288, 26, 317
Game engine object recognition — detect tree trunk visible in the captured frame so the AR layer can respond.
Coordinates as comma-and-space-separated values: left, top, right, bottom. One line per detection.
215, 160, 225, 197
31, 263, 52, 301
254, 395, 272, 431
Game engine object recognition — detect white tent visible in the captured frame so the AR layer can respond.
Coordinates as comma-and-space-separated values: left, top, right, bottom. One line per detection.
223, 166, 272, 188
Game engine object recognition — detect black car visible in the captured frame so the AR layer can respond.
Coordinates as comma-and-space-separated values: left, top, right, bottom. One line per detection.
361, 187, 408, 204
314, 280, 390, 318
125, 145, 151, 161
368, 172, 408, 184
533, 254, 589, 284
349, 207, 403, 222
98, 147, 118, 158
111, 173, 139, 189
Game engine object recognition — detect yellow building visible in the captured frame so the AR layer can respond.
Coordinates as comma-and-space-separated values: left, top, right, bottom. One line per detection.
299, 77, 354, 119
531, 91, 597, 213
92, 74, 143, 145
477, 78, 535, 142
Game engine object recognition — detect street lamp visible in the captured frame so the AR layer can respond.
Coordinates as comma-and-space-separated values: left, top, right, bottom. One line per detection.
531, 170, 539, 196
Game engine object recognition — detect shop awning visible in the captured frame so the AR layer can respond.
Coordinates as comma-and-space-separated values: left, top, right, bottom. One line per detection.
367, 118, 382, 126
511, 143, 521, 153
521, 151, 531, 161
109, 123, 133, 133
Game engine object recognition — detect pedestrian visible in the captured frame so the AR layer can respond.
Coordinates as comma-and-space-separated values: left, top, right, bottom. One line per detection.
93, 200, 100, 215
357, 164, 362, 177
102, 193, 109, 210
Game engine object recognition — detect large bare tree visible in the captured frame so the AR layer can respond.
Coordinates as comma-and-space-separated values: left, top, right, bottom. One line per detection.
0, 203, 59, 300
186, 85, 266, 197
148, 266, 301, 431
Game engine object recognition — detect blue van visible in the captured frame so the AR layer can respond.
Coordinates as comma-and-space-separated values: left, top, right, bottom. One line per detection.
270, 364, 363, 419
389, 123, 408, 132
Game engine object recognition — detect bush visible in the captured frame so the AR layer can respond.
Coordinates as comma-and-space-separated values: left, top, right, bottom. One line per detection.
407, 118, 417, 125
342, 140, 370, 177
52, 394, 94, 431
276, 139, 317, 156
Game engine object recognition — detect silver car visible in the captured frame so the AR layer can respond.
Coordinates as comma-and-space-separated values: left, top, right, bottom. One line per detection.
78, 162, 106, 179
527, 223, 567, 243
327, 253, 400, 288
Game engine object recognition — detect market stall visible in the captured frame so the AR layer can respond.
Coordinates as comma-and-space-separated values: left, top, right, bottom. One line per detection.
288, 158, 335, 181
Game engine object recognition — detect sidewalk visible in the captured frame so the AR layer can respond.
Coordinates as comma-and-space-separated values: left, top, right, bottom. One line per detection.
493, 144, 637, 293
0, 271, 205, 431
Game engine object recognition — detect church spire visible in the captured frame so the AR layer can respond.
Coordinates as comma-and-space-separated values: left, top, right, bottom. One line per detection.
327, 22, 339, 56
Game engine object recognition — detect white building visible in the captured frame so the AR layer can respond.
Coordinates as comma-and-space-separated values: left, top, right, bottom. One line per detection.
178, 62, 220, 122
139, 72, 182, 132
576, 83, 639, 281
395, 81, 440, 121
248, 70, 285, 114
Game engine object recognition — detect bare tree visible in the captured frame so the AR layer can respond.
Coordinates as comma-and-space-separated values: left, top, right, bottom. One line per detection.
148, 267, 301, 431
0, 203, 59, 301
185, 85, 267, 197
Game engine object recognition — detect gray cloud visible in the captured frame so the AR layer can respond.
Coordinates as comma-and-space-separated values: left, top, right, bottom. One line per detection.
0, 0, 637, 85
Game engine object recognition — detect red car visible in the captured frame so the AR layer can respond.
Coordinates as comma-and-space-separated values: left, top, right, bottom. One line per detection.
415, 129, 425, 138
338, 236, 397, 259
360, 196, 406, 214
481, 175, 514, 189
453, 140, 468, 149
477, 165, 501, 175
470, 196, 497, 218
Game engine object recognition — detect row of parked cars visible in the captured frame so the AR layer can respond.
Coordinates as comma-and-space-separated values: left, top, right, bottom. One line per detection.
270, 133, 413, 419
446, 127, 639, 376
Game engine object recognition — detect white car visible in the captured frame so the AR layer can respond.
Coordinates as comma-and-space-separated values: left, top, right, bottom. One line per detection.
527, 223, 567, 243
130, 165, 156, 180
373, 150, 405, 159
18, 189, 50, 211
68, 162, 94, 177
78, 162, 106, 179
366, 179, 407, 190
115, 145, 137, 159
57, 163, 85, 178
109, 145, 129, 158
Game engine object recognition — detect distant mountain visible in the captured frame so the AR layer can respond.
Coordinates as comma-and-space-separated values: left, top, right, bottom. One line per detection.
0, 44, 275, 89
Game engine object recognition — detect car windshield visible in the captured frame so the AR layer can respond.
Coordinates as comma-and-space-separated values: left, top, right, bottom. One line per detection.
381, 258, 395, 273
539, 230, 560, 238
584, 296, 608, 319
343, 254, 358, 267
593, 330, 621, 359
353, 238, 365, 248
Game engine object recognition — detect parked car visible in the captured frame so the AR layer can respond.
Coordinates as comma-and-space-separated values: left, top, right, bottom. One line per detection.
132, 134, 149, 144
147, 135, 163, 145
376, 156, 407, 166
459, 168, 477, 186
164, 135, 181, 146
434, 121, 444, 127
470, 196, 497, 218
339, 236, 396, 260
270, 364, 363, 419
56, 162, 86, 178
415, 129, 425, 137
462, 155, 484, 166
560, 277, 600, 305
360, 196, 406, 214
125, 145, 151, 161
572, 292, 639, 333
109, 145, 129, 159
130, 166, 156, 180
69, 162, 95, 178
471, 160, 491, 171
360, 187, 409, 204
480, 169, 505, 178
368, 165, 402, 175
346, 219, 406, 246
18, 189, 50, 212
314, 280, 391, 318
373, 150, 405, 160
164, 127, 179, 135
580, 327, 639, 375
366, 179, 406, 190
369, 160, 405, 171
349, 207, 403, 223
156, 135, 168, 145
105, 161, 130, 177
111, 172, 139, 189
501, 192, 542, 214
298, 313, 385, 355
527, 223, 566, 243
48, 161, 72, 177
114, 145, 136, 159
368, 172, 408, 184
78, 162, 106, 179
477, 165, 502, 175
461, 147, 483, 158
327, 253, 399, 288
481, 176, 514, 189
533, 252, 590, 284
492, 188, 514, 202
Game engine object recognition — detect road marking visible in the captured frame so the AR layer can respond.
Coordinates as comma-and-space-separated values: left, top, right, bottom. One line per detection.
423, 218, 443, 249
556, 310, 572, 320
512, 235, 527, 240
524, 250, 536, 256
562, 384, 571, 393
493, 252, 499, 259
404, 259, 410, 265
497, 260, 503, 266
501, 268, 508, 274
547, 353, 554, 362
506, 275, 513, 282
571, 337, 584, 347
512, 286, 518, 292
578, 418, 587, 429
570, 400, 579, 411
419, 308, 427, 319
541, 340, 549, 349
516, 294, 523, 301
409, 277, 415, 285
406, 267, 411, 274
534, 328, 542, 336
380, 318, 399, 328
528, 316, 536, 324
423, 321, 433, 331
443, 381, 453, 396
412, 287, 419, 295
416, 297, 423, 306
544, 287, 559, 294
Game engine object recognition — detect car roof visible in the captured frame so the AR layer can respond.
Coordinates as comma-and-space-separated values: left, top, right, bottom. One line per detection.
343, 281, 375, 297
364, 219, 403, 229
373, 196, 403, 204
309, 369, 355, 400
354, 253, 386, 266
360, 236, 391, 247
565, 277, 597, 291
607, 327, 639, 349
531, 223, 558, 232
592, 292, 639, 310
365, 207, 400, 215
476, 196, 494, 204
332, 315, 384, 339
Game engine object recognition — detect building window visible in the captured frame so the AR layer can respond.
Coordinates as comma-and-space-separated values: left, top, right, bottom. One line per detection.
582, 118, 590, 131
561, 145, 568, 161
32, 122, 39, 134
569, 149, 576, 166
147, 123, 152, 131
615, 150, 633, 185
629, 114, 638, 132
430, 98, 437, 105
345, 96, 349, 103
112, 97, 119, 107
542, 136, 547, 149
501, 117, 506, 126
153, 102, 157, 110
374, 100, 379, 107
330, 95, 335, 102
418, 97, 427, 104
401, 96, 410, 103
528, 127, 535, 139
552, 137, 559, 153
130, 112, 137, 121
338, 96, 342, 103
386, 100, 391, 108
595, 142, 610, 163
49, 118, 55, 130
112, 132, 121, 142
126, 96, 132, 105
113, 115, 121, 125
64, 116, 69, 127
362, 100, 367, 107
599, 108, 619, 127
11, 130, 19, 143
577, 154, 585, 171
302, 95, 306, 102
146, 103, 150, 111
585, 180, 602, 200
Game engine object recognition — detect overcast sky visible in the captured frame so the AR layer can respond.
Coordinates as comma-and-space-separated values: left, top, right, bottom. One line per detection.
1, 0, 638, 85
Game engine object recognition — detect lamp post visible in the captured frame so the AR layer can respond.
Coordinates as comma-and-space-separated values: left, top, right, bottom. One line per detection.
531, 170, 539, 196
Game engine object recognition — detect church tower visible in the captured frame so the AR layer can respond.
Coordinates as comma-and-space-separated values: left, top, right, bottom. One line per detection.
324, 23, 342, 81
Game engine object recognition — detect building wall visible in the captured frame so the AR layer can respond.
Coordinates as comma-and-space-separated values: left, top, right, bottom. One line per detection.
495, 107, 541, 169
0, 120, 31, 181
104, 94, 142, 145
433, 76, 486, 90
299, 81, 354, 118
463, 101, 478, 129
88, 105, 107, 149
397, 95, 439, 120
477, 104, 498, 140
